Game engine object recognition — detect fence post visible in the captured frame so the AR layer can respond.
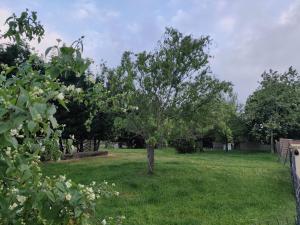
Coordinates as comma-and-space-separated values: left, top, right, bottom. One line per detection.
290, 147, 300, 225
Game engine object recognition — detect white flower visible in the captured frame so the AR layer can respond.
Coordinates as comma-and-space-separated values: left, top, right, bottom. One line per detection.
101, 219, 107, 225
66, 180, 72, 188
10, 129, 18, 136
75, 88, 82, 93
70, 134, 75, 140
104, 181, 108, 185
59, 175, 66, 181
11, 188, 18, 193
32, 87, 44, 95
16, 195, 27, 205
56, 93, 64, 101
5, 147, 11, 156
9, 203, 18, 210
88, 193, 95, 200
115, 191, 119, 196
66, 85, 75, 91
112, 183, 115, 187
88, 75, 95, 84
86, 187, 93, 193
65, 193, 72, 201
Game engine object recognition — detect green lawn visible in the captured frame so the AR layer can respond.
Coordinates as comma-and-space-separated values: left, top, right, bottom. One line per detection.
42, 149, 296, 225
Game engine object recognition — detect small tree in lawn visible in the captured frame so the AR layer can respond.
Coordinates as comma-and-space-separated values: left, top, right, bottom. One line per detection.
113, 27, 211, 174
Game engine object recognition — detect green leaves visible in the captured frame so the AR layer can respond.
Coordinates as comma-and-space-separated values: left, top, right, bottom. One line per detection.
3, 9, 44, 44
244, 67, 300, 142
0, 10, 121, 225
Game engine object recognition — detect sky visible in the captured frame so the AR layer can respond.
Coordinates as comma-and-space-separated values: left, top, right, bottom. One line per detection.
1, 0, 300, 103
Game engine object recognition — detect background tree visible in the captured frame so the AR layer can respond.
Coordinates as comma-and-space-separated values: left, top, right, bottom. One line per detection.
172, 75, 232, 151
244, 67, 300, 152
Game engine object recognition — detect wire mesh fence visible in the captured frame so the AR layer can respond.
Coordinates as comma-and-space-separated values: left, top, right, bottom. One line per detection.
250, 217, 296, 225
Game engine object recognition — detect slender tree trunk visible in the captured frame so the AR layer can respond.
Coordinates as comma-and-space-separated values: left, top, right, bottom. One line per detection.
270, 130, 274, 153
225, 137, 228, 152
199, 137, 204, 152
79, 140, 84, 152
93, 137, 97, 151
97, 140, 101, 151
59, 137, 64, 152
147, 145, 155, 174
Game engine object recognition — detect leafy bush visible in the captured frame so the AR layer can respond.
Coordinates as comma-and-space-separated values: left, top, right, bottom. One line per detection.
172, 138, 197, 153
0, 10, 123, 225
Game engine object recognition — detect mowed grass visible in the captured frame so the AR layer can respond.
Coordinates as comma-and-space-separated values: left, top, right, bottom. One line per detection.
42, 149, 296, 225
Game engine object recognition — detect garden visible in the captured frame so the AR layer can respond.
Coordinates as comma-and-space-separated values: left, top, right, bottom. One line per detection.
0, 9, 299, 225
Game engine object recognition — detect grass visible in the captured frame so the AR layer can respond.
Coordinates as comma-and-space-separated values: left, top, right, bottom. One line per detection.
42, 149, 296, 225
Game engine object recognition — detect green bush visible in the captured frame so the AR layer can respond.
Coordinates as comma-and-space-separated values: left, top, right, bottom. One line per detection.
172, 138, 197, 153
0, 10, 123, 225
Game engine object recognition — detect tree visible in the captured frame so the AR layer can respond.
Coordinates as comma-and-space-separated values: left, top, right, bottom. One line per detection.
111, 27, 214, 174
213, 96, 239, 151
244, 67, 300, 152
174, 75, 232, 151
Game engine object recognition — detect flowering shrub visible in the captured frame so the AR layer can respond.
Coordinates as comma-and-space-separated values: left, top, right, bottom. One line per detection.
0, 11, 123, 225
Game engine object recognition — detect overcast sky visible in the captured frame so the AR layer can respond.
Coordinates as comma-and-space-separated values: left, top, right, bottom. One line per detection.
1, 0, 300, 102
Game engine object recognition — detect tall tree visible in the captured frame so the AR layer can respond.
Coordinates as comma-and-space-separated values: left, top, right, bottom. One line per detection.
244, 67, 300, 152
111, 27, 218, 174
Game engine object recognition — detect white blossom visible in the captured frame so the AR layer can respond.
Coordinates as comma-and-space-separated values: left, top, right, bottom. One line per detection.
9, 203, 18, 210
75, 88, 82, 93
88, 75, 95, 84
65, 193, 71, 201
101, 219, 107, 225
16, 195, 27, 205
66, 180, 72, 188
56, 93, 64, 101
66, 85, 75, 91
10, 129, 18, 136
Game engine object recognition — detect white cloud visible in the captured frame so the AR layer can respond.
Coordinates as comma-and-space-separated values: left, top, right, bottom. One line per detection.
212, 0, 300, 102
72, 0, 120, 22
218, 16, 235, 33
0, 7, 12, 36
278, 1, 300, 25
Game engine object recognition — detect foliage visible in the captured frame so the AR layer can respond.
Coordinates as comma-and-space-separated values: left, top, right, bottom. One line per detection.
0, 10, 122, 225
244, 67, 300, 145
172, 73, 233, 150
171, 138, 197, 153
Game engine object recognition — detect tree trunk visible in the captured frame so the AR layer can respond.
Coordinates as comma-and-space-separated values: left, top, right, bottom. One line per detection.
199, 138, 204, 152
79, 140, 84, 152
59, 137, 64, 152
147, 145, 155, 174
225, 137, 228, 152
270, 130, 274, 153
93, 137, 97, 151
